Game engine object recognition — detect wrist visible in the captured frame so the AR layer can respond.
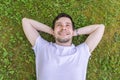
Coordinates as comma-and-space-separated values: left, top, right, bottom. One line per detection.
74, 29, 79, 36
76, 29, 79, 36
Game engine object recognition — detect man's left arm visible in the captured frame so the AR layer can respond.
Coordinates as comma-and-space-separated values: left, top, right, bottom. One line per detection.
74, 24, 105, 53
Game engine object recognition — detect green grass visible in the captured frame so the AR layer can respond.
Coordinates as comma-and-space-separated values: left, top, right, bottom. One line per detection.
0, 0, 120, 80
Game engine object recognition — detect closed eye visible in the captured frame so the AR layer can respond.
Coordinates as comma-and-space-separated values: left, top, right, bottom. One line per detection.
66, 25, 70, 27
57, 24, 62, 27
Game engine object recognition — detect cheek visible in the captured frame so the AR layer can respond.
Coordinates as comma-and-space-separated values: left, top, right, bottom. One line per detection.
70, 29, 74, 34
53, 30, 58, 36
54, 28, 60, 33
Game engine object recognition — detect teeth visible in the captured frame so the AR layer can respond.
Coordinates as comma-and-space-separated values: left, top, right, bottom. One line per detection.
58, 30, 70, 36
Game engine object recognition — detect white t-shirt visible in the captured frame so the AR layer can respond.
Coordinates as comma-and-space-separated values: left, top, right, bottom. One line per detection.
32, 36, 91, 80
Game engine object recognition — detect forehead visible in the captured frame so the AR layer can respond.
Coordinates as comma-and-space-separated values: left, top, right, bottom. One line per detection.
55, 17, 72, 24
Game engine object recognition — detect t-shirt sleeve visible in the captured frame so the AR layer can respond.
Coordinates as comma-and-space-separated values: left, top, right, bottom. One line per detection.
32, 36, 49, 55
76, 42, 91, 58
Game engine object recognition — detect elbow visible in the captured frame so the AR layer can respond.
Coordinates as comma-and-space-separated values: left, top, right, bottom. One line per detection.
101, 24, 105, 31
100, 24, 105, 28
98, 24, 105, 31
22, 18, 28, 23
97, 24, 105, 34
22, 18, 30, 27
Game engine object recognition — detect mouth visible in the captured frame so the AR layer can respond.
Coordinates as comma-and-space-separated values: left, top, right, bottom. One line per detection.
58, 31, 70, 36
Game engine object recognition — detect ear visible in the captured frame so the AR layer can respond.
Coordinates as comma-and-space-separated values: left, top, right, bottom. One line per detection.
72, 31, 74, 36
52, 31, 55, 37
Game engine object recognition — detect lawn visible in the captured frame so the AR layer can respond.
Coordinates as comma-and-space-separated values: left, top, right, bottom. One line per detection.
0, 0, 120, 80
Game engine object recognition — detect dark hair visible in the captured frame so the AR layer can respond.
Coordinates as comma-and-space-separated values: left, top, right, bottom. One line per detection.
52, 13, 75, 30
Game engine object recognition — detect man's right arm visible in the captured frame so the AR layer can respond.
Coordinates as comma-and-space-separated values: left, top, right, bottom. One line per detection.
22, 18, 53, 46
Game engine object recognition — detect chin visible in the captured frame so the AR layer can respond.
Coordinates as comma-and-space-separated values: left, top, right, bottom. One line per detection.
56, 37, 72, 43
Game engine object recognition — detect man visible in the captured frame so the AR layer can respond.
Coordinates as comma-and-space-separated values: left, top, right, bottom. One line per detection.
22, 13, 105, 80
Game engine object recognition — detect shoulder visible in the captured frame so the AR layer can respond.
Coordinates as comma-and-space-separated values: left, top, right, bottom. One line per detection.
76, 42, 89, 49
76, 42, 91, 56
32, 36, 50, 50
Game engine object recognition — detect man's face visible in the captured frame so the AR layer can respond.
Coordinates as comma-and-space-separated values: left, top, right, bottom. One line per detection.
53, 17, 74, 43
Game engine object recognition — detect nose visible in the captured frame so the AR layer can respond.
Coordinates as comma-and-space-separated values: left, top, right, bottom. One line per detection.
62, 25, 66, 30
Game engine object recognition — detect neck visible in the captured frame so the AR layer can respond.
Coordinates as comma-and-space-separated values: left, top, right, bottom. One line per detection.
55, 40, 72, 46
